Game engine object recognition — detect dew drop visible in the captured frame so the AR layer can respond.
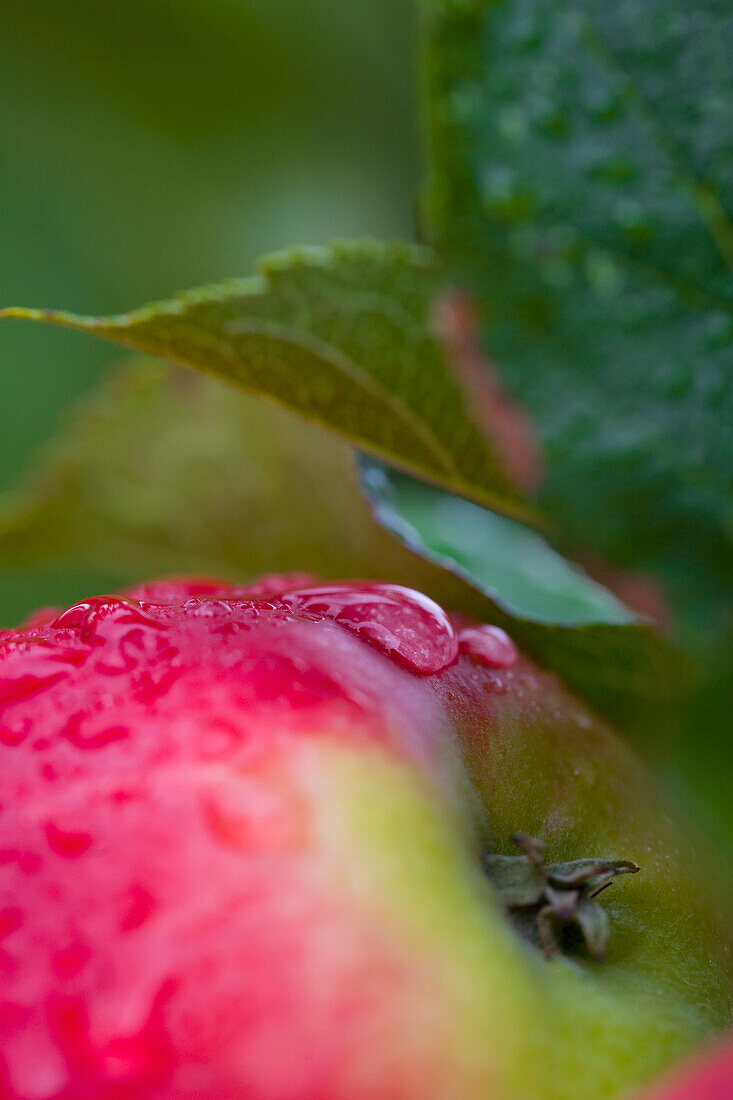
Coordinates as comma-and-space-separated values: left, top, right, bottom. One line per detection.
52, 596, 162, 641
280, 583, 459, 674
45, 823, 93, 859
458, 625, 518, 669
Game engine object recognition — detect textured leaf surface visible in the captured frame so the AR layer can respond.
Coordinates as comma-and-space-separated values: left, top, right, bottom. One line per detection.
1, 241, 531, 521
360, 458, 684, 721
422, 0, 733, 620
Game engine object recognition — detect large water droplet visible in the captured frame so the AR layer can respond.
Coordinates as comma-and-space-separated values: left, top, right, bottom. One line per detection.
280, 583, 458, 674
52, 596, 162, 641
458, 625, 518, 668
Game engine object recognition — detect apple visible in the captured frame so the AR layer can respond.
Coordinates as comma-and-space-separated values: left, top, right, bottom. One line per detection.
0, 577, 730, 1099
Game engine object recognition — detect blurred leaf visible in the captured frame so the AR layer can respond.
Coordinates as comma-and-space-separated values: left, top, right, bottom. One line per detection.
0, 356, 675, 723
1, 241, 533, 522
421, 0, 733, 628
360, 457, 634, 626
0, 0, 416, 513
0, 358, 425, 585
360, 458, 685, 722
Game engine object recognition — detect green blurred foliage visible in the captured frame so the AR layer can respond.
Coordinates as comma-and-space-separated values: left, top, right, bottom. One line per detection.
0, 0, 416, 621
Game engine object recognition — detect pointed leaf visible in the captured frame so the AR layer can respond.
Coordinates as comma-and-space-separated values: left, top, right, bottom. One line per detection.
0, 241, 532, 523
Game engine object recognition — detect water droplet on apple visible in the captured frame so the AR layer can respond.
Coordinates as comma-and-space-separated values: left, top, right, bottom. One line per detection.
52, 596, 162, 641
280, 583, 458, 674
458, 625, 518, 668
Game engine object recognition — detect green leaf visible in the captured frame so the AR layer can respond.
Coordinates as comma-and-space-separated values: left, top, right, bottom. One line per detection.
421, 0, 733, 625
359, 458, 685, 721
0, 240, 533, 524
362, 457, 634, 626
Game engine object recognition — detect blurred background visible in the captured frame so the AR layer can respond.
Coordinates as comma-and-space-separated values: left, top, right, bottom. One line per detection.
0, 0, 416, 622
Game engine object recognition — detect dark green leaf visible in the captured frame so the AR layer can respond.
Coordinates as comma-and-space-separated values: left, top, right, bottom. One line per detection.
0, 241, 532, 523
359, 458, 685, 721
421, 0, 733, 625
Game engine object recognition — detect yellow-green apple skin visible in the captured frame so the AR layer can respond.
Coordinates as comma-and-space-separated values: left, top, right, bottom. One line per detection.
0, 577, 730, 1099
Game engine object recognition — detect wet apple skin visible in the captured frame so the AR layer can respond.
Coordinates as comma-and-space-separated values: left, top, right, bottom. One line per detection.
0, 577, 730, 1099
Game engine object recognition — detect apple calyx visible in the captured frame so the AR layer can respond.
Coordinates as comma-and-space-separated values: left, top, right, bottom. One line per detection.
482, 834, 640, 961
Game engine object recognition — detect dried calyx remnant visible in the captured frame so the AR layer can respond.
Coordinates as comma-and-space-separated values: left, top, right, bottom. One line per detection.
483, 834, 640, 961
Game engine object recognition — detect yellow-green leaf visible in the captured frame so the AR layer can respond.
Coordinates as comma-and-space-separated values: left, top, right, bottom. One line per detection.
1, 240, 533, 523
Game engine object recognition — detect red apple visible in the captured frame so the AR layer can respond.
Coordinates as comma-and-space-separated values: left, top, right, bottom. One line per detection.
0, 577, 730, 1098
